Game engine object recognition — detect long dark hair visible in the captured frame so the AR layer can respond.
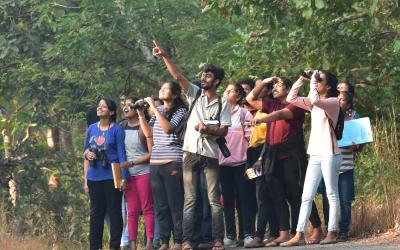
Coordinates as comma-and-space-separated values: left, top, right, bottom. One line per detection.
340, 91, 354, 111
101, 98, 117, 123
164, 81, 187, 120
320, 70, 339, 97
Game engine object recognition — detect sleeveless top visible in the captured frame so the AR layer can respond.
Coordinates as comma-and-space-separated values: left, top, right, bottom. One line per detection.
124, 125, 150, 176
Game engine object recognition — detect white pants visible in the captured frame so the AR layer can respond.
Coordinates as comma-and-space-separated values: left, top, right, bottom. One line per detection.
296, 154, 342, 232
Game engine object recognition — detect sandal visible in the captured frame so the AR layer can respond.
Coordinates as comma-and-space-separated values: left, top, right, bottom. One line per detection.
212, 240, 225, 250
169, 243, 182, 250
280, 239, 305, 247
182, 242, 193, 250
159, 244, 169, 250
265, 240, 280, 247
306, 238, 321, 245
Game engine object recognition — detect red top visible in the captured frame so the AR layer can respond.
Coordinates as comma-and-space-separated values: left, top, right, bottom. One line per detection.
262, 98, 305, 159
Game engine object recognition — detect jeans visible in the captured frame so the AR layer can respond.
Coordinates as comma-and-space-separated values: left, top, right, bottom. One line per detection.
296, 154, 342, 232
182, 152, 224, 242
192, 172, 212, 244
88, 180, 123, 250
220, 164, 255, 238
321, 169, 355, 234
121, 196, 130, 247
151, 162, 184, 244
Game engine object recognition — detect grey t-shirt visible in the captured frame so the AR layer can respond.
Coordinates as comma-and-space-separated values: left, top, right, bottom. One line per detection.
124, 125, 150, 176
183, 83, 231, 159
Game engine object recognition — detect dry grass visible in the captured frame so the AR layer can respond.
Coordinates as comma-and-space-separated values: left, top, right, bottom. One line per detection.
0, 234, 48, 250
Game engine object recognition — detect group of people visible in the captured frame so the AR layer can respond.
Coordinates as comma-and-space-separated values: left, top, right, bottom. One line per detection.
83, 40, 360, 250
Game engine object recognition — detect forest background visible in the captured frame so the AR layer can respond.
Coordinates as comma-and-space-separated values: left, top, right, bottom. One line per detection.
0, 0, 399, 248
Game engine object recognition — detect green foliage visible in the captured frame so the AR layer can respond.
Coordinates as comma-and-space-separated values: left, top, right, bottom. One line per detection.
0, 0, 399, 245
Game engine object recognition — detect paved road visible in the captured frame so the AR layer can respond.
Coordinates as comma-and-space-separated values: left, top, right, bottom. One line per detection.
234, 237, 400, 250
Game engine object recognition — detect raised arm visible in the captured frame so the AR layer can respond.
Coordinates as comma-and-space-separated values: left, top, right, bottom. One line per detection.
286, 77, 312, 111
136, 108, 152, 138
153, 40, 190, 92
246, 77, 275, 111
308, 73, 339, 119
252, 108, 293, 124
145, 97, 175, 134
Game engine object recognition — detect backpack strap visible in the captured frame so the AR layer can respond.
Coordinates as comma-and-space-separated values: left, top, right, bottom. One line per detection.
186, 89, 202, 119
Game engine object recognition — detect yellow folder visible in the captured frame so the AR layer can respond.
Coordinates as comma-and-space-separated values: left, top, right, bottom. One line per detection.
111, 163, 122, 189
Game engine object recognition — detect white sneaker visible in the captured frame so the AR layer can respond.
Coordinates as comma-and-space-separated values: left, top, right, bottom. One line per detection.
244, 236, 254, 248
223, 238, 237, 248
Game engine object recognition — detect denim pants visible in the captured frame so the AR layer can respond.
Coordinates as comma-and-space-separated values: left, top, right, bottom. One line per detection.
322, 169, 355, 234
296, 154, 342, 232
182, 152, 224, 242
192, 172, 212, 244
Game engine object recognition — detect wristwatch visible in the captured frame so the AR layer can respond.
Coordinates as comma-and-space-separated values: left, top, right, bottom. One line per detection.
130, 161, 135, 167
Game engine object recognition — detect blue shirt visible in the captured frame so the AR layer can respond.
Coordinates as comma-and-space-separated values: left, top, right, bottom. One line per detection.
84, 122, 129, 181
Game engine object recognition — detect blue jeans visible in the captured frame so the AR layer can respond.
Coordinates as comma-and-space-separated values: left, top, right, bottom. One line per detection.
121, 196, 130, 246
296, 154, 342, 232
322, 169, 355, 234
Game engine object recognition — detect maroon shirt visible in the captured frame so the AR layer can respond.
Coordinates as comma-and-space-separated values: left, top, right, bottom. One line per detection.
261, 98, 305, 158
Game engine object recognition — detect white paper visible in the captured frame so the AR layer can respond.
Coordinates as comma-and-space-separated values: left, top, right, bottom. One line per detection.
337, 117, 373, 147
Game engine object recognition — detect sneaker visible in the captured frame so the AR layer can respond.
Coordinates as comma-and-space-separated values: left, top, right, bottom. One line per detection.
223, 238, 237, 248
236, 239, 244, 247
243, 236, 254, 248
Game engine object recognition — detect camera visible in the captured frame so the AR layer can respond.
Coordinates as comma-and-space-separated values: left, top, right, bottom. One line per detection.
88, 145, 109, 168
131, 100, 150, 110
301, 70, 313, 79
216, 136, 231, 158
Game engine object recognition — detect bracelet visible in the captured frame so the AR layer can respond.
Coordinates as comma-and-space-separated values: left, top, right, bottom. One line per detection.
130, 161, 135, 167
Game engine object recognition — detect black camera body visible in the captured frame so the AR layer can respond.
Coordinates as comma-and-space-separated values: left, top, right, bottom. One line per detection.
301, 70, 313, 79
216, 136, 231, 158
88, 145, 109, 168
131, 100, 149, 110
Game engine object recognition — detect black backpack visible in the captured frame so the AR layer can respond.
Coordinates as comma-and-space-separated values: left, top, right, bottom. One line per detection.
326, 107, 345, 140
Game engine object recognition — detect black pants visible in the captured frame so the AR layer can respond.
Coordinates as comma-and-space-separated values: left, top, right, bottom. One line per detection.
150, 162, 184, 244
255, 178, 279, 239
88, 180, 123, 250
267, 157, 321, 234
220, 164, 256, 238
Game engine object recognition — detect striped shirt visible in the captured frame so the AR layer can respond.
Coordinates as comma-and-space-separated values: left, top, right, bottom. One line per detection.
339, 110, 360, 174
149, 106, 187, 164
339, 149, 354, 173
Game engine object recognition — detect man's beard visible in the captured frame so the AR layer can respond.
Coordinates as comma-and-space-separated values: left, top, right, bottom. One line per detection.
201, 82, 212, 90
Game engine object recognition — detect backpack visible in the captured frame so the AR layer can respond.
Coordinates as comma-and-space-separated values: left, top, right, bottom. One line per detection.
326, 107, 345, 140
